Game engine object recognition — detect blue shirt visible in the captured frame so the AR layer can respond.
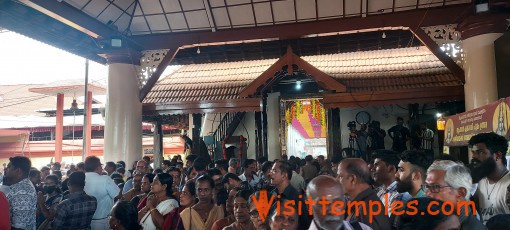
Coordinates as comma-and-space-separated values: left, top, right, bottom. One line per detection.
84, 172, 119, 219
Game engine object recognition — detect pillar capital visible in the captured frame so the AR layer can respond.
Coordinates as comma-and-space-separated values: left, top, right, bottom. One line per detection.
458, 13, 509, 40
98, 48, 141, 65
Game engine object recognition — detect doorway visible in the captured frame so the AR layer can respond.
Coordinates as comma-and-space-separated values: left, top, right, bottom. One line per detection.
280, 98, 328, 158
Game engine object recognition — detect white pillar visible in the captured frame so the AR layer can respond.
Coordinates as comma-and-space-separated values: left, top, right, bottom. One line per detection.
463, 33, 503, 110
266, 92, 281, 161
104, 63, 142, 165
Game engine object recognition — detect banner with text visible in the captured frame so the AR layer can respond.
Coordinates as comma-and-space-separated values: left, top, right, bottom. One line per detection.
444, 97, 510, 146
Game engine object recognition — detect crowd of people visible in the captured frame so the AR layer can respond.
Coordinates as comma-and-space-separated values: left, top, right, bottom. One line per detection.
1, 132, 510, 230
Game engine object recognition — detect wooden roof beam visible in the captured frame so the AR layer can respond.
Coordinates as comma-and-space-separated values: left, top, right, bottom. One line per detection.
19, 0, 114, 39
410, 27, 465, 83
131, 4, 472, 50
323, 86, 464, 108
19, 0, 143, 50
239, 47, 346, 97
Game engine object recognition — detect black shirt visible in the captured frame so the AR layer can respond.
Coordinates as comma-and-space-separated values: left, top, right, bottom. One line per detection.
347, 188, 390, 230
271, 184, 311, 230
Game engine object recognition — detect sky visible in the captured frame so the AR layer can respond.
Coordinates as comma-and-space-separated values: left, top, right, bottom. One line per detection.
0, 31, 108, 86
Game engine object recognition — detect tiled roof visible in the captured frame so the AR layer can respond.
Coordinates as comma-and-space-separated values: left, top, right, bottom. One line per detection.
144, 46, 462, 104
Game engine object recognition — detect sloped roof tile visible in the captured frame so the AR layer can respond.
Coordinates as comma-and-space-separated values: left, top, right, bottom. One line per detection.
144, 46, 462, 103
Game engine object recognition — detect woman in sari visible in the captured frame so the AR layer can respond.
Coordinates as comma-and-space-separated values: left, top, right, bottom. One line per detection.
223, 189, 255, 230
211, 187, 237, 230
138, 173, 179, 229
162, 180, 197, 229
248, 191, 270, 230
180, 175, 224, 230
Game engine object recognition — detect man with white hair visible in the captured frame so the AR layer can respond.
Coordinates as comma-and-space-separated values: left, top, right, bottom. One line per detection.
425, 160, 485, 230
228, 158, 239, 174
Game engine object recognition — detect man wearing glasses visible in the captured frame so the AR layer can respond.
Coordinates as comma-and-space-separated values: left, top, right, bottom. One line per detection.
122, 160, 149, 194
424, 160, 485, 230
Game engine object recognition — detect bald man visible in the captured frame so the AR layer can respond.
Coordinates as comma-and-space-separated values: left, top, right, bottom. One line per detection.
307, 175, 371, 230
337, 158, 390, 230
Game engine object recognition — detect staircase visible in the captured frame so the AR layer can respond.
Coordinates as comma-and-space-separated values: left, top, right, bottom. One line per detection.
210, 112, 246, 160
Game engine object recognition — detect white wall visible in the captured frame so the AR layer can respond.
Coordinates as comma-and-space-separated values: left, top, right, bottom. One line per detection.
201, 113, 224, 137
287, 125, 305, 157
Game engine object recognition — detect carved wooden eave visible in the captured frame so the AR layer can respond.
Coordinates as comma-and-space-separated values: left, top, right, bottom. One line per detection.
239, 46, 346, 98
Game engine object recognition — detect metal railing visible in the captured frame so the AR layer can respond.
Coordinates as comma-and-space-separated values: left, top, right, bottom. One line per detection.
210, 112, 246, 159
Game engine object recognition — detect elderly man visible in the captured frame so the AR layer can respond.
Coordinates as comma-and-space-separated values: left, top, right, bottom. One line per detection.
122, 160, 149, 194
425, 160, 485, 230
228, 158, 240, 174
337, 158, 390, 230
307, 175, 371, 230
83, 156, 120, 230
121, 173, 144, 202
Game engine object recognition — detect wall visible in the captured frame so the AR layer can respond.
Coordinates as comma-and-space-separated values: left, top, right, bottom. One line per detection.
201, 113, 224, 137
339, 104, 440, 155
287, 125, 305, 157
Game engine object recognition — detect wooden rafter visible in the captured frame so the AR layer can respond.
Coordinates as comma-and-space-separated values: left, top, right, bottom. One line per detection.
132, 4, 471, 50
239, 46, 346, 98
410, 27, 465, 83
143, 98, 262, 115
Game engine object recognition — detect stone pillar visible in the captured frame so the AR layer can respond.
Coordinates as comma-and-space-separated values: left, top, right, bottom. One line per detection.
459, 14, 508, 110
103, 49, 142, 165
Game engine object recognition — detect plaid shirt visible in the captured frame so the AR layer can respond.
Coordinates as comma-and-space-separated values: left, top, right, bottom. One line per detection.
51, 191, 97, 230
375, 181, 401, 217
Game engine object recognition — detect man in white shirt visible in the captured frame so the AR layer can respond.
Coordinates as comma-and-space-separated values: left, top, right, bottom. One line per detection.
83, 156, 120, 230
238, 159, 260, 189
289, 161, 305, 194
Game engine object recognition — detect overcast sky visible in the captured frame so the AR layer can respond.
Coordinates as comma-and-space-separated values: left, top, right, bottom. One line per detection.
0, 31, 108, 86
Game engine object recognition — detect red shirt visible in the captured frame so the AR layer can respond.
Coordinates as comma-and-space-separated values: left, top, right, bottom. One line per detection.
0, 192, 10, 230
